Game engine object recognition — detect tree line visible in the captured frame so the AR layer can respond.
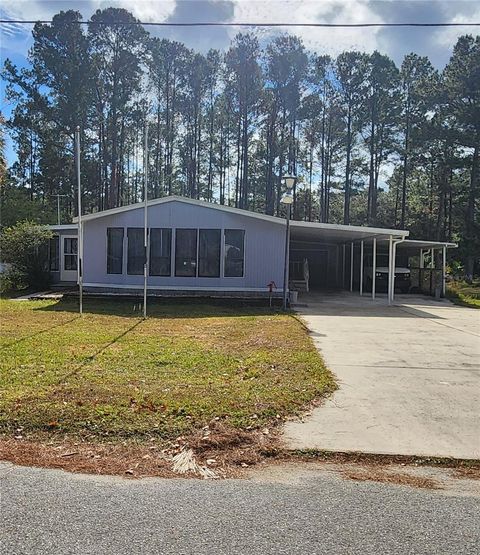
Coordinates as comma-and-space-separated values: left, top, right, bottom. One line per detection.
1, 8, 479, 276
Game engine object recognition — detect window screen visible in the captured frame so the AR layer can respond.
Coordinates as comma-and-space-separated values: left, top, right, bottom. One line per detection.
127, 228, 145, 275
198, 229, 221, 277
150, 228, 172, 276
107, 228, 124, 274
175, 229, 197, 277
224, 229, 245, 277
49, 236, 59, 271
64, 237, 78, 271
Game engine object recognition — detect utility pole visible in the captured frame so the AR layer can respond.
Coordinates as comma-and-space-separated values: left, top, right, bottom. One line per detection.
75, 126, 83, 316
143, 121, 149, 319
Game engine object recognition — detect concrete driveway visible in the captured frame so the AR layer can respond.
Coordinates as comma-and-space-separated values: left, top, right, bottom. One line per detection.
284, 292, 480, 459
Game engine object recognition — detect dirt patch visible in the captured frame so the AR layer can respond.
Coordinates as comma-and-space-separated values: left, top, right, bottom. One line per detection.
339, 466, 441, 489
451, 466, 480, 480
2, 426, 479, 488
0, 422, 278, 479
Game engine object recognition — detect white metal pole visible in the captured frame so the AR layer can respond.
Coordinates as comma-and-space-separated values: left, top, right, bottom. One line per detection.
442, 246, 446, 297
419, 248, 424, 294
388, 235, 393, 305
342, 244, 346, 289
335, 245, 340, 287
392, 241, 397, 304
282, 204, 291, 310
75, 127, 83, 316
143, 122, 149, 319
350, 242, 354, 292
372, 237, 376, 300
359, 240, 364, 296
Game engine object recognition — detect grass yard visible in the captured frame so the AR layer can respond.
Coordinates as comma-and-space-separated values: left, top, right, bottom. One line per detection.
0, 297, 335, 445
447, 280, 480, 308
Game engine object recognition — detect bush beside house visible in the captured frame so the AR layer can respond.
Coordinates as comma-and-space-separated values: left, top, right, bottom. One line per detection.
0, 221, 52, 293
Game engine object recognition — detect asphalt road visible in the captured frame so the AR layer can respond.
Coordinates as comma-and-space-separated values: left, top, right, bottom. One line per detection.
1, 462, 479, 555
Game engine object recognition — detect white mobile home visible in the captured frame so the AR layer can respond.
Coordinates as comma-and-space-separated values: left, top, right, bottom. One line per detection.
48, 196, 456, 302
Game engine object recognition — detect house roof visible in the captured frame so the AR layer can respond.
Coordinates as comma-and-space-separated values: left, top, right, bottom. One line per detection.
73, 195, 285, 225
73, 195, 408, 241
70, 195, 455, 248
49, 224, 78, 231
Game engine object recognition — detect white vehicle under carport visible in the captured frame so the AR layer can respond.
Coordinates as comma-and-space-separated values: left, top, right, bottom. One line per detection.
364, 254, 411, 294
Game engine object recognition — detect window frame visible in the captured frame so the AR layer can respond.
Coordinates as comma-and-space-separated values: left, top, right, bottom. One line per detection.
106, 227, 124, 275
198, 229, 221, 278
149, 228, 172, 277
63, 237, 78, 271
175, 228, 198, 277
223, 229, 245, 278
127, 227, 146, 276
49, 235, 60, 272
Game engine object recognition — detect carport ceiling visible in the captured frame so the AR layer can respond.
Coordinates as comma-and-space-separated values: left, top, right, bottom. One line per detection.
290, 221, 408, 244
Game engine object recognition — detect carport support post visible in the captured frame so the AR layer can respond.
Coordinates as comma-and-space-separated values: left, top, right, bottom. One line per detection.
342, 244, 346, 288
372, 237, 376, 300
388, 235, 393, 305
442, 246, 447, 297
419, 249, 424, 295
392, 241, 398, 304
350, 242, 354, 292
359, 240, 364, 296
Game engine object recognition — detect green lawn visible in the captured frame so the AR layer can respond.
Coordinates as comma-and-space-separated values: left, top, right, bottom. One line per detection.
447, 280, 480, 308
0, 298, 335, 443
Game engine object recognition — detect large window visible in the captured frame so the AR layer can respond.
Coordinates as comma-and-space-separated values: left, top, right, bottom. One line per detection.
150, 228, 172, 276
107, 228, 124, 274
175, 229, 197, 277
64, 237, 78, 271
127, 228, 145, 275
224, 229, 245, 277
49, 236, 59, 271
198, 229, 221, 278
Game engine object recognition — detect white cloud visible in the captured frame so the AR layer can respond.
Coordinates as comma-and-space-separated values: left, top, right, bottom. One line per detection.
231, 0, 384, 54
433, 7, 480, 48
91, 0, 176, 22
0, 0, 176, 26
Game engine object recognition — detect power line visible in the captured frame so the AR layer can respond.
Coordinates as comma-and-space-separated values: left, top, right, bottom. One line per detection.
0, 20, 479, 27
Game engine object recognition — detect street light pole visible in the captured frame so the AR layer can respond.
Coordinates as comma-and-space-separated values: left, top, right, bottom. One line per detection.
282, 202, 291, 311
280, 175, 297, 311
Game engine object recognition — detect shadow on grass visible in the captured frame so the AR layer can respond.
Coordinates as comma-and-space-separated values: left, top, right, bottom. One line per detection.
32, 296, 281, 319
55, 319, 144, 384
0, 316, 80, 351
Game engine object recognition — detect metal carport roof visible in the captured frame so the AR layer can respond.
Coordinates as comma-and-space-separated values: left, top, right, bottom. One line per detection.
397, 239, 457, 250
290, 220, 408, 243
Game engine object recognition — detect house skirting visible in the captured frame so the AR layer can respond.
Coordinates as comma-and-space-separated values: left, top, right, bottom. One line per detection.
81, 284, 283, 299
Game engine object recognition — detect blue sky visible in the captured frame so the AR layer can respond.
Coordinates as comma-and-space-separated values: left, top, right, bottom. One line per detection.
1, 0, 479, 164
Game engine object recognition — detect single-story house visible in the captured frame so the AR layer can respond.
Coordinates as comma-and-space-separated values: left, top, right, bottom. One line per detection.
48, 196, 456, 303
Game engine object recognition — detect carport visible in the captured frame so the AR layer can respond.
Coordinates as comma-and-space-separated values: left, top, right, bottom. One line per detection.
288, 221, 456, 304
397, 239, 458, 298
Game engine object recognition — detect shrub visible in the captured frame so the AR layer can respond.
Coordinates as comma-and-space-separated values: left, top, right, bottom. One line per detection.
0, 221, 52, 290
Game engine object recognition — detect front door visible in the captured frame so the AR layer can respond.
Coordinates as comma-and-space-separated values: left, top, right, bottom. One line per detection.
61, 236, 78, 282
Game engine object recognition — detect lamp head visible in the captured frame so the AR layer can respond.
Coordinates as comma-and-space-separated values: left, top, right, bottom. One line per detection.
283, 175, 297, 191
